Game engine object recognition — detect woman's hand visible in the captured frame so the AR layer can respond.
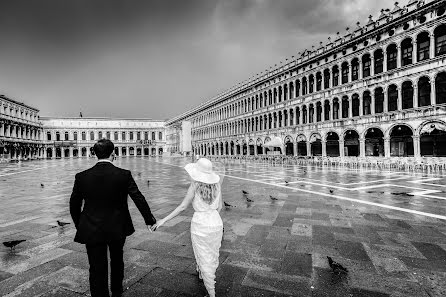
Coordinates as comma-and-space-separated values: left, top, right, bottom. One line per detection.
150, 218, 165, 232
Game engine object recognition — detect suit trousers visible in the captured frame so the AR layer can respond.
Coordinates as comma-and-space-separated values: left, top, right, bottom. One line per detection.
86, 239, 126, 297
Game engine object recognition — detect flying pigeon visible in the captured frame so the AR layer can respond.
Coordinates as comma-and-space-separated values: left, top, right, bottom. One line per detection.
57, 220, 71, 227
327, 256, 348, 274
224, 202, 235, 208
270, 195, 278, 201
3, 239, 26, 251
242, 190, 249, 195
40, 183, 44, 188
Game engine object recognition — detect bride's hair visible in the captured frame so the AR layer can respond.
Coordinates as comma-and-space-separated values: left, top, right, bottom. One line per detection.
194, 181, 219, 205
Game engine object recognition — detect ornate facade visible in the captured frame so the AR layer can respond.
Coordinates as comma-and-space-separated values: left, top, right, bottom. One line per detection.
0, 95, 44, 161
41, 118, 166, 159
168, 0, 446, 159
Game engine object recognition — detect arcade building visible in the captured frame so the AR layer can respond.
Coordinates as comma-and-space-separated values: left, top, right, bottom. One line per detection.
167, 0, 446, 160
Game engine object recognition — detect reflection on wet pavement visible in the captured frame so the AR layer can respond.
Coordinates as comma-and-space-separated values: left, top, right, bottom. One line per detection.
0, 157, 445, 296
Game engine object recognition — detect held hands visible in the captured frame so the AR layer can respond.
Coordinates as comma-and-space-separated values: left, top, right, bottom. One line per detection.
149, 218, 166, 232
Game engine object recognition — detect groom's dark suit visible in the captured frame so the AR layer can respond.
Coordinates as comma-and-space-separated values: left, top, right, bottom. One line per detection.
70, 160, 155, 297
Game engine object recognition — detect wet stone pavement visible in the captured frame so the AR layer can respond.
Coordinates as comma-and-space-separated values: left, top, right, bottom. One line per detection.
0, 157, 446, 297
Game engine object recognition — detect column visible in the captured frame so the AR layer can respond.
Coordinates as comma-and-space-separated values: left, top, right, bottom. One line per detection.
348, 98, 353, 118
69, 147, 73, 158
431, 80, 437, 105
383, 50, 387, 72
306, 142, 312, 157
371, 92, 376, 115
328, 70, 333, 88
413, 41, 417, 64
348, 64, 352, 83
412, 136, 420, 159
397, 45, 401, 69
359, 138, 365, 158
0, 123, 4, 137
413, 85, 418, 108
398, 87, 403, 111
126, 146, 130, 156
370, 56, 375, 76
329, 101, 333, 121
384, 90, 389, 112
339, 140, 345, 158
322, 140, 327, 157
359, 60, 363, 80
359, 96, 363, 116
384, 138, 390, 158
430, 34, 435, 59
293, 142, 298, 156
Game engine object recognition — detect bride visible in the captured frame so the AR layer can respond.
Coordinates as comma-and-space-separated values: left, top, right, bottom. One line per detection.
151, 158, 223, 297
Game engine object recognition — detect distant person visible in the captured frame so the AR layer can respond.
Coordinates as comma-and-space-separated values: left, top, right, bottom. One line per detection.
70, 139, 156, 297
151, 158, 223, 297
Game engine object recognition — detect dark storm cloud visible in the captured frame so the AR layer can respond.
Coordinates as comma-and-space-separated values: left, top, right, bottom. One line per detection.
0, 0, 402, 119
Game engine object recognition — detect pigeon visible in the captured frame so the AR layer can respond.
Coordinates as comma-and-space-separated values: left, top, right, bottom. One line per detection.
57, 220, 71, 227
147, 180, 150, 184
329, 189, 334, 194
246, 197, 254, 203
40, 183, 44, 188
242, 190, 249, 195
224, 202, 235, 208
284, 180, 289, 186
270, 195, 278, 201
3, 240, 26, 251
327, 256, 348, 274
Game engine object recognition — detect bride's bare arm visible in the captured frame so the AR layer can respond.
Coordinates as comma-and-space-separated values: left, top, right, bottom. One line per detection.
152, 183, 194, 230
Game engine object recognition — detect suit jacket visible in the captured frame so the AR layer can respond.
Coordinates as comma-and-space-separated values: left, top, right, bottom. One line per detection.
69, 161, 156, 244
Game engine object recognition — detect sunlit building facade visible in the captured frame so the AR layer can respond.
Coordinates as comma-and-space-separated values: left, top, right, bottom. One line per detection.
169, 0, 446, 159
0, 95, 44, 161
41, 118, 166, 159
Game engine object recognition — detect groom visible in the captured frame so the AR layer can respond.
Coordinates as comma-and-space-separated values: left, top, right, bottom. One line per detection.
70, 139, 156, 297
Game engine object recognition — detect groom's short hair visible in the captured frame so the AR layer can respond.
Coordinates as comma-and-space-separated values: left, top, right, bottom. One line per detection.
94, 139, 114, 159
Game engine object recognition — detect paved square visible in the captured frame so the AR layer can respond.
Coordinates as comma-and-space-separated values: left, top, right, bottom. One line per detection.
1, 158, 446, 296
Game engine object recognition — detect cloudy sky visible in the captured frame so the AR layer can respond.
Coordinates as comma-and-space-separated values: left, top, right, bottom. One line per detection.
0, 0, 404, 119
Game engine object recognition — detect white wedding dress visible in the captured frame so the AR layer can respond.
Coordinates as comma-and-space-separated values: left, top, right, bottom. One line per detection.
190, 183, 223, 296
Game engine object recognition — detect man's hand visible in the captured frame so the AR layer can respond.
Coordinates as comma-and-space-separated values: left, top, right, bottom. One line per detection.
146, 225, 153, 233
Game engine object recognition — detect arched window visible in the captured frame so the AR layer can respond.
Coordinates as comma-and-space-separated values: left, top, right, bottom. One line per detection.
309, 75, 314, 93
114, 132, 118, 140
144, 132, 148, 140
388, 85, 398, 111
122, 132, 126, 141
73, 132, 78, 141
402, 81, 414, 109
436, 72, 446, 104
341, 62, 349, 84
82, 132, 86, 141
159, 132, 162, 140
90, 131, 95, 140
55, 132, 61, 141
351, 58, 359, 81
332, 66, 339, 87
308, 105, 314, 123
418, 76, 431, 107
64, 132, 69, 141
316, 72, 322, 91
316, 102, 322, 122
417, 32, 430, 61
324, 100, 330, 121
333, 98, 340, 120
152, 132, 156, 140
106, 131, 111, 139
435, 24, 446, 56
136, 132, 140, 141
401, 38, 413, 66
374, 49, 384, 74
302, 106, 307, 124
387, 44, 397, 70
98, 132, 103, 139
342, 96, 349, 118
375, 87, 384, 114
362, 54, 371, 78
302, 77, 307, 95
47, 132, 52, 141
363, 91, 372, 115
352, 94, 360, 117
323, 69, 330, 89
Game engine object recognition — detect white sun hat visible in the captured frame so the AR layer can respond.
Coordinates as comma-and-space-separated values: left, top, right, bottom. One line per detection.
184, 158, 220, 184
